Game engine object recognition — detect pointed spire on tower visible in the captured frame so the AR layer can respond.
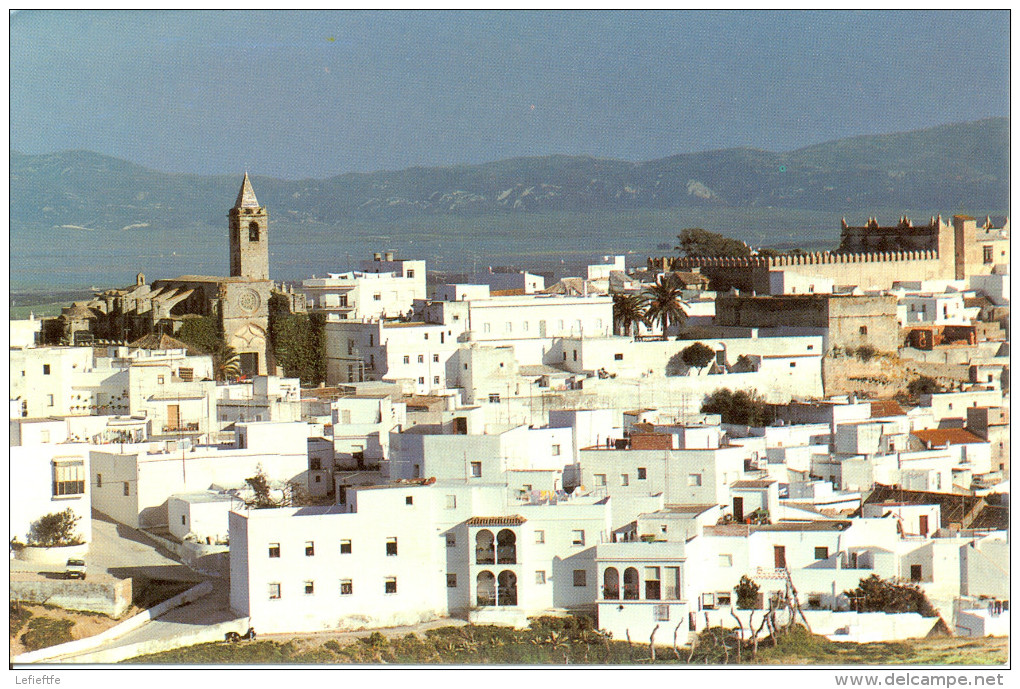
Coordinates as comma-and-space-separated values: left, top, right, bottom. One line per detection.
234, 172, 260, 209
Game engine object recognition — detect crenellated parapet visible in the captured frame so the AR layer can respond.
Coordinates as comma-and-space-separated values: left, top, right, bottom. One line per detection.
648, 247, 940, 272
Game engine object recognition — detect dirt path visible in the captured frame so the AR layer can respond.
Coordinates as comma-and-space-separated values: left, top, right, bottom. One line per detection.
258, 617, 469, 650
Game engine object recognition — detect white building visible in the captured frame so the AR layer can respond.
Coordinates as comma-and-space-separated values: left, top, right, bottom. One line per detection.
229, 480, 613, 633
469, 270, 545, 294
10, 441, 93, 546
302, 254, 426, 320
90, 421, 311, 528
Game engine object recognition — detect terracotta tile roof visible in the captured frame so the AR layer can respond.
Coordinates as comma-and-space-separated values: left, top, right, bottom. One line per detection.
731, 479, 777, 488
912, 429, 985, 447
871, 400, 906, 418
466, 515, 527, 526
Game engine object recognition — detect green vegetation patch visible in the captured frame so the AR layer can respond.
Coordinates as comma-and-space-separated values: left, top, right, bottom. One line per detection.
19, 616, 75, 652
123, 619, 1008, 666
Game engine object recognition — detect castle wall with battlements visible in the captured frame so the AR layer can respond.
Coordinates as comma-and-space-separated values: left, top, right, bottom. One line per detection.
651, 249, 951, 294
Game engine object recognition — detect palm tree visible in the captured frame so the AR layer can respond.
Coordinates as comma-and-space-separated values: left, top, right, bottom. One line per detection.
641, 273, 688, 340
213, 343, 241, 382
612, 293, 647, 338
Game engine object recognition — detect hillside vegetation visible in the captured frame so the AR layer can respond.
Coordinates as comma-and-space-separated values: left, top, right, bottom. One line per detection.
125, 619, 1007, 666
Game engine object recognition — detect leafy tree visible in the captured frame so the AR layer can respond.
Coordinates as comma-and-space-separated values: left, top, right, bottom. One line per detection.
175, 316, 223, 355
612, 294, 647, 337
907, 375, 944, 398
735, 575, 761, 610
701, 388, 774, 426
681, 342, 716, 370
641, 274, 688, 341
245, 465, 278, 509
675, 228, 751, 258
28, 509, 82, 547
844, 575, 937, 617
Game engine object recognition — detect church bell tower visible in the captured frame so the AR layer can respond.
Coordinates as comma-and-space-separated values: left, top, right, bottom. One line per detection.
228, 172, 269, 280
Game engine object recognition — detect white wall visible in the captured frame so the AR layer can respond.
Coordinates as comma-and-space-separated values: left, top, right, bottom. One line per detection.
10, 443, 92, 545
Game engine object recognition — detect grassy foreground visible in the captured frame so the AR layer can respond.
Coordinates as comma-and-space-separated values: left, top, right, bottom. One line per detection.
125, 618, 1007, 666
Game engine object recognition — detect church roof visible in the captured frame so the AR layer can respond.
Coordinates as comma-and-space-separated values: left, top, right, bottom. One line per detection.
128, 332, 206, 356
234, 172, 260, 209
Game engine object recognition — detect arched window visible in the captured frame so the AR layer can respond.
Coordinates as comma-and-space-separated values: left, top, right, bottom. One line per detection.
476, 570, 495, 607
603, 567, 620, 600
497, 570, 517, 606
623, 567, 640, 600
475, 530, 495, 565
496, 529, 517, 564
249, 222, 260, 242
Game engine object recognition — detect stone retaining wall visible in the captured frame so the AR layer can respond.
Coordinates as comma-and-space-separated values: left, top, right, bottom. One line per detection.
10, 576, 132, 618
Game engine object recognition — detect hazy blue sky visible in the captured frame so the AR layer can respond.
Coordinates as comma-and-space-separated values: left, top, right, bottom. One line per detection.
10, 10, 1009, 179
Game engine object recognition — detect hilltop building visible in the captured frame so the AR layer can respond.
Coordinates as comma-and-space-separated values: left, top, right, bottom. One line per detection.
649, 215, 1009, 295
45, 174, 276, 375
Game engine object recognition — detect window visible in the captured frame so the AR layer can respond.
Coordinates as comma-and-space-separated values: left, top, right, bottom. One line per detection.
637, 467, 647, 480
446, 533, 456, 548
157, 375, 164, 385
123, 481, 130, 496
373, 293, 381, 301
688, 473, 702, 487
664, 567, 681, 600
483, 323, 491, 334
859, 325, 868, 335
535, 570, 547, 585
181, 515, 187, 525
594, 474, 607, 486
447, 573, 457, 588
645, 566, 661, 600
43, 364, 51, 375
47, 394, 54, 408
305, 541, 315, 556
523, 322, 529, 332
534, 530, 545, 544
268, 583, 281, 600
340, 539, 352, 554
572, 350, 577, 361
910, 565, 922, 582
446, 495, 457, 509
983, 245, 993, 264
52, 459, 85, 497
403, 355, 410, 364
433, 354, 439, 363
304, 581, 315, 595
418, 377, 425, 385
386, 537, 398, 556
470, 462, 482, 478
385, 577, 397, 594
404, 495, 414, 506
814, 547, 829, 560
571, 530, 585, 546
96, 473, 102, 488
573, 570, 587, 587
614, 353, 624, 361
178, 367, 194, 382
551, 444, 561, 456
717, 592, 731, 607
340, 579, 353, 595
434, 376, 440, 385
654, 604, 670, 622
718, 554, 732, 567
789, 362, 796, 368
418, 354, 424, 363
621, 474, 629, 486
248, 222, 260, 241
268, 543, 280, 558
488, 393, 500, 403
505, 322, 512, 333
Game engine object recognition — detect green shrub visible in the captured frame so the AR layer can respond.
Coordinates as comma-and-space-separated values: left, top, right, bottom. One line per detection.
20, 616, 74, 651
735, 575, 761, 610
28, 509, 82, 547
10, 603, 32, 637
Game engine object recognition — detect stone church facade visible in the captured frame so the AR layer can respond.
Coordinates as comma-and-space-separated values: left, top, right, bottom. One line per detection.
50, 174, 276, 376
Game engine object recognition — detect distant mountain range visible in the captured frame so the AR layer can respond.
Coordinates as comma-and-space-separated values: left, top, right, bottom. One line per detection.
9, 118, 1009, 287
